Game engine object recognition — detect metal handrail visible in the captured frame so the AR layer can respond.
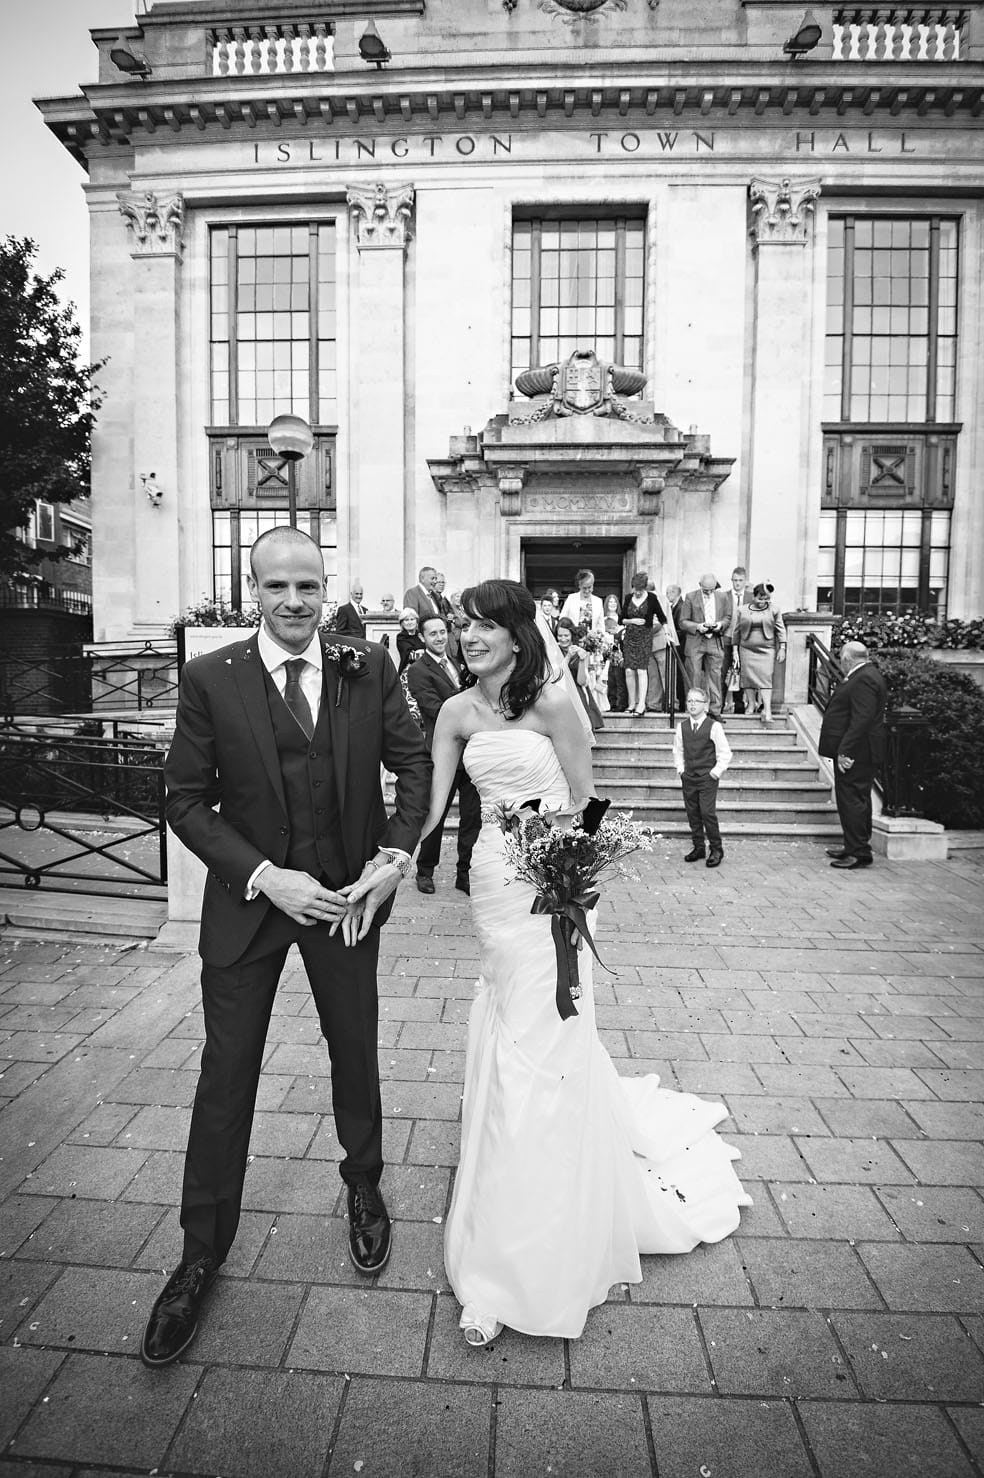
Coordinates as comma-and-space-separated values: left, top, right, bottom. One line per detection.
806, 632, 844, 712
663, 644, 689, 724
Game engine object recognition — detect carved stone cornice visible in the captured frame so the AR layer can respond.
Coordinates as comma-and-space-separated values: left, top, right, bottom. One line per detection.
41, 70, 983, 170
748, 176, 821, 246
117, 189, 185, 256
346, 182, 415, 249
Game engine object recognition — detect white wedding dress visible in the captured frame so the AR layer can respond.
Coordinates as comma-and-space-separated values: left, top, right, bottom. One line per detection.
444, 729, 752, 1340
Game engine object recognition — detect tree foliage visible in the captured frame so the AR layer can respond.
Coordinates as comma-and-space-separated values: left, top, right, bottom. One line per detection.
0, 237, 103, 578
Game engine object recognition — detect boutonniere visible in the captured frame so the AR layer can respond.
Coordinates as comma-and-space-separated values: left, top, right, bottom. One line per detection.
324, 643, 369, 705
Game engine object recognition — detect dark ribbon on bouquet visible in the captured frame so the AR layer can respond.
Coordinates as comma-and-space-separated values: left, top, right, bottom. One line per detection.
530, 890, 607, 1021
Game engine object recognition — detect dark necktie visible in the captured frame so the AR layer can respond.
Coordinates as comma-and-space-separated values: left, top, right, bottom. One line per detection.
442, 657, 459, 688
283, 658, 314, 739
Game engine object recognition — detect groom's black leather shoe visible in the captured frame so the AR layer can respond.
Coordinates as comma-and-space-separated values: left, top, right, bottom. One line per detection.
347, 1181, 391, 1273
455, 870, 470, 896
830, 855, 873, 869
416, 874, 435, 895
683, 847, 706, 863
826, 848, 849, 859
141, 1254, 217, 1368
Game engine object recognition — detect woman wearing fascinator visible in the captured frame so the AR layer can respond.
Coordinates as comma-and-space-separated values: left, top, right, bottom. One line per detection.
368, 578, 750, 1347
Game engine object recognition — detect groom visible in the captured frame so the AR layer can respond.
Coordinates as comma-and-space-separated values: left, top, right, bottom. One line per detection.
142, 528, 431, 1367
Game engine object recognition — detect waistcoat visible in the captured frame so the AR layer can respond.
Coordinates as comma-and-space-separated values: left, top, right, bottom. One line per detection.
263, 666, 347, 886
681, 720, 717, 776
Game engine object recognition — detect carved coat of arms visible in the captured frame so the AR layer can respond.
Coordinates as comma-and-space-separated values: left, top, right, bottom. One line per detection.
559, 351, 606, 414
539, 0, 628, 22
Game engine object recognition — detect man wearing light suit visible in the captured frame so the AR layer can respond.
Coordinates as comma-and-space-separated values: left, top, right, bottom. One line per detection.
402, 566, 443, 623
142, 528, 431, 1368
678, 573, 732, 720
819, 640, 887, 870
406, 614, 481, 896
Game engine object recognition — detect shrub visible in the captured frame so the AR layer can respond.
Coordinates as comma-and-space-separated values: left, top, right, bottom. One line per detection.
168, 597, 339, 634
169, 597, 259, 634
833, 613, 984, 654
877, 651, 984, 828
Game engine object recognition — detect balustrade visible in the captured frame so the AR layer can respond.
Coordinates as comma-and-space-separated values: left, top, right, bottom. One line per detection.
832, 9, 966, 61
209, 22, 334, 76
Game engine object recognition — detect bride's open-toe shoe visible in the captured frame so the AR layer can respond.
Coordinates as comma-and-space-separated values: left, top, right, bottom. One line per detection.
461, 1308, 503, 1347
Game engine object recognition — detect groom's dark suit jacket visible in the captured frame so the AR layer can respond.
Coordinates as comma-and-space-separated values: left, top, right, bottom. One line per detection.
165, 632, 431, 966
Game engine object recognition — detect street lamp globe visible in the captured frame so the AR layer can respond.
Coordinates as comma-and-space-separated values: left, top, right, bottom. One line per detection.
267, 413, 314, 462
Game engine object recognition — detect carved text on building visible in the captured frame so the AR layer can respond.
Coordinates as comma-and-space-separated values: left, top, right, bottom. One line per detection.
525, 492, 636, 514
247, 128, 923, 168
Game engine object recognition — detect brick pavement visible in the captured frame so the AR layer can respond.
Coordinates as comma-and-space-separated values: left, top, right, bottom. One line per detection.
0, 838, 982, 1478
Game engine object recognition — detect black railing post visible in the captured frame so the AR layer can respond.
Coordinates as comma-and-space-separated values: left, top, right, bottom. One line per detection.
882, 706, 929, 818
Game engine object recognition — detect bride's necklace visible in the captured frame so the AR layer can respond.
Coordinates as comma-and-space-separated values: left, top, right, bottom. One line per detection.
475, 681, 509, 718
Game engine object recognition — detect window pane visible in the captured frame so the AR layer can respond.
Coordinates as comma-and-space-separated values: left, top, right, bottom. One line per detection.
825, 215, 959, 425
511, 214, 646, 384
212, 218, 336, 427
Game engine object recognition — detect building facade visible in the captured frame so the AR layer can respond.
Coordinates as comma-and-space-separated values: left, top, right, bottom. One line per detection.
39, 0, 984, 639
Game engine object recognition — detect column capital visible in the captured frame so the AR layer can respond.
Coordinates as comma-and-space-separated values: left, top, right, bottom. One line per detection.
346, 182, 415, 250
748, 177, 821, 248
117, 190, 185, 257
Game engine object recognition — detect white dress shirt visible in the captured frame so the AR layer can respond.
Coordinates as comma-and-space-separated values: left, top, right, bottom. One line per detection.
258, 624, 324, 724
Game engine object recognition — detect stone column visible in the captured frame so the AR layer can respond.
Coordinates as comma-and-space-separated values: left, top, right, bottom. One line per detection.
346, 183, 414, 599
746, 177, 821, 603
117, 190, 185, 636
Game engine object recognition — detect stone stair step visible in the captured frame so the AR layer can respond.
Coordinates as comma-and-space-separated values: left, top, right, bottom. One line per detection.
594, 763, 820, 784
0, 886, 167, 940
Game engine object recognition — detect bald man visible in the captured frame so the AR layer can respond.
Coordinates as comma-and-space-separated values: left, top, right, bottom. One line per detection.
818, 640, 887, 869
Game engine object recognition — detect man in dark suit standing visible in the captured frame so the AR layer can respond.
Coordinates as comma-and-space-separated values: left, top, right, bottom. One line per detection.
678, 573, 731, 720
819, 640, 887, 870
666, 583, 688, 712
334, 582, 368, 637
721, 566, 750, 715
141, 528, 431, 1368
406, 614, 481, 896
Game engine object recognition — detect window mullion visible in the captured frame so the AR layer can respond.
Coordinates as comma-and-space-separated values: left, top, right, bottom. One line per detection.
614, 218, 626, 364
840, 219, 854, 424
228, 228, 240, 427
833, 509, 848, 614
530, 222, 542, 368
926, 218, 941, 424
308, 223, 319, 427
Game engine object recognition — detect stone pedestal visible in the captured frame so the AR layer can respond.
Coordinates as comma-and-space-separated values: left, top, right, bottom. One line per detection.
746, 178, 821, 599
346, 184, 414, 599
782, 611, 839, 704
118, 190, 186, 635
872, 815, 948, 860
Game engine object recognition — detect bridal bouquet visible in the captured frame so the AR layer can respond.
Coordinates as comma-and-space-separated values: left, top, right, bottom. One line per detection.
580, 630, 609, 657
494, 799, 652, 1021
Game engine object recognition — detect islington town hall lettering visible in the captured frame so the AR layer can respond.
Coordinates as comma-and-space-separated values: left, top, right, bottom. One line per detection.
250, 128, 922, 165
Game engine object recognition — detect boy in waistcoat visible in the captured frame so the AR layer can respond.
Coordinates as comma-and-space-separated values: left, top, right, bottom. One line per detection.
673, 687, 733, 868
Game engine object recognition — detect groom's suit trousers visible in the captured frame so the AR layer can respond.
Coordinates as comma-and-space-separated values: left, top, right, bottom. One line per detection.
181, 916, 382, 1266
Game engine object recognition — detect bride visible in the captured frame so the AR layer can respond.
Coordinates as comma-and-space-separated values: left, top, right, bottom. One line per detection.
414, 580, 750, 1345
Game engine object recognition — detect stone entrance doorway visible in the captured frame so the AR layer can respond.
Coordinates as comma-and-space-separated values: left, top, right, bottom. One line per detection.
521, 537, 633, 601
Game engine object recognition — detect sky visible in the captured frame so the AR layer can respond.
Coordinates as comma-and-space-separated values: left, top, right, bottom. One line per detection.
3, 0, 144, 345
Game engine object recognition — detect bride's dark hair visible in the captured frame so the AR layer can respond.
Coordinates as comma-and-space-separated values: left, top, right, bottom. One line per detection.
460, 579, 547, 720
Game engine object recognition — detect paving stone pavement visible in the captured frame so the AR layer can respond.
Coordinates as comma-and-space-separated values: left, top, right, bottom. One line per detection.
1, 837, 982, 1478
